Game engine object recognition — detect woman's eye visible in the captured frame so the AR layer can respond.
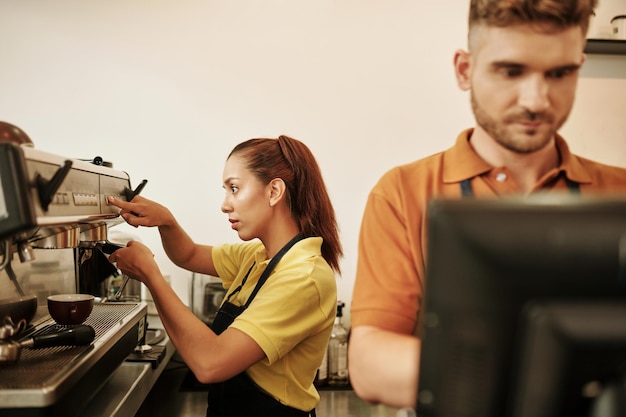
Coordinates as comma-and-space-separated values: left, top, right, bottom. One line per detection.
230, 185, 239, 193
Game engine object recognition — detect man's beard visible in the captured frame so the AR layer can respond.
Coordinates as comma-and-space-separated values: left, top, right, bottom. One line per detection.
470, 92, 567, 154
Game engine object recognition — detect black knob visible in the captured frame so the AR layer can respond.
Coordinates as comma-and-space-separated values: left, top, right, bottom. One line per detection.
123, 179, 148, 202
35, 160, 73, 212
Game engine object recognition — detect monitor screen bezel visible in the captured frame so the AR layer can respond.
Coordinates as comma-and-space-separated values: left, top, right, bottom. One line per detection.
417, 195, 626, 417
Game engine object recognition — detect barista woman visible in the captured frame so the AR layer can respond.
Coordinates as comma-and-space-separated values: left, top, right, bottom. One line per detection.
108, 135, 342, 417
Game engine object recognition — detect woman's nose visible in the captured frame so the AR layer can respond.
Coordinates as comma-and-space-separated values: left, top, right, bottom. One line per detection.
221, 197, 231, 213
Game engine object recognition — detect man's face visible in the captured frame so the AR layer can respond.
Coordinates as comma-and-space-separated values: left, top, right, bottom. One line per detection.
460, 24, 585, 154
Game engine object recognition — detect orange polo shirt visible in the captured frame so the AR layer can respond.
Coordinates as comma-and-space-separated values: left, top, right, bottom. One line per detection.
351, 128, 626, 335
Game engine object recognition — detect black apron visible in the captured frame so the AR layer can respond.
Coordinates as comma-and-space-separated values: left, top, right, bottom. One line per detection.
206, 234, 317, 417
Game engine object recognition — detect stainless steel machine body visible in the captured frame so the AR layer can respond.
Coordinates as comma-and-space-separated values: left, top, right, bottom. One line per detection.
0, 141, 149, 416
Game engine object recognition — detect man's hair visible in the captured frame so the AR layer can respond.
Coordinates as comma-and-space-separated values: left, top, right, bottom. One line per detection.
469, 0, 598, 35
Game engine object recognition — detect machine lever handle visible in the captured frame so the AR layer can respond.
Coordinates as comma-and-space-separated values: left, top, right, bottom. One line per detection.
123, 179, 148, 202
35, 160, 73, 212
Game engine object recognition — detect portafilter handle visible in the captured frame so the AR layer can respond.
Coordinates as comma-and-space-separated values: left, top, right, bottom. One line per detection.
100, 241, 125, 255
98, 242, 125, 278
19, 325, 95, 349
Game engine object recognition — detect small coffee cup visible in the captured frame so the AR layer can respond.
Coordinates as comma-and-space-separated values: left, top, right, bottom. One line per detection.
47, 294, 95, 325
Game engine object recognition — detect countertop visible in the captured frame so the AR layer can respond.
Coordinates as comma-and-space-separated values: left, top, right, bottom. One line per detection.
135, 350, 415, 417
81, 313, 415, 417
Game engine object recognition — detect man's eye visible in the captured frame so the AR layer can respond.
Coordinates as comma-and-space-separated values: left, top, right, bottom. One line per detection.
547, 69, 573, 79
502, 68, 522, 77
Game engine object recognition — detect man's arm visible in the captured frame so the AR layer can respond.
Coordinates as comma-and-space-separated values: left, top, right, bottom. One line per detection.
348, 325, 420, 409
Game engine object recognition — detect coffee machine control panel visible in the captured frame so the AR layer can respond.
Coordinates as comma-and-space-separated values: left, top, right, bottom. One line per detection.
27, 158, 129, 218
0, 142, 143, 241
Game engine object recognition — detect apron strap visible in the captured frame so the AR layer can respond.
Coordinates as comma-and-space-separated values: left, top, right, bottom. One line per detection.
460, 179, 473, 198
224, 262, 256, 303
459, 176, 581, 198
565, 177, 581, 194
223, 233, 305, 306
243, 233, 305, 308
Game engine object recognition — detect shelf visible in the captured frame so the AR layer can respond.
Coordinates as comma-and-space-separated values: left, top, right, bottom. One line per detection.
585, 38, 626, 55
316, 383, 353, 391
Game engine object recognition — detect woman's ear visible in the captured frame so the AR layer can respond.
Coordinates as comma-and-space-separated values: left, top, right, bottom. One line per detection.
454, 49, 472, 91
268, 178, 286, 207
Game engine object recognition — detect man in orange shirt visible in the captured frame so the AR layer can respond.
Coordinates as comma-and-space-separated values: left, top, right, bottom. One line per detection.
348, 0, 626, 409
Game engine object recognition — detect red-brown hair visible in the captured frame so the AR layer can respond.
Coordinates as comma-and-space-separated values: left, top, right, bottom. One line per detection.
229, 135, 342, 274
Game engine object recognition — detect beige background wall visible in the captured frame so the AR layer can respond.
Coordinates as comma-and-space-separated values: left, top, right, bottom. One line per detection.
1, 0, 625, 326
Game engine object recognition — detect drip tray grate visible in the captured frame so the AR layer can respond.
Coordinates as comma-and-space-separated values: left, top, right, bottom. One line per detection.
0, 303, 143, 390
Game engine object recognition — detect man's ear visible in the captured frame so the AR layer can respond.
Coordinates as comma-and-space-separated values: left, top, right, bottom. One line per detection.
268, 178, 286, 207
454, 49, 472, 91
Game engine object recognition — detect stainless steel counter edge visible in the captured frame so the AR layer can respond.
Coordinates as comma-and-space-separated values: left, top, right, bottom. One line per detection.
0, 302, 149, 408
81, 315, 175, 417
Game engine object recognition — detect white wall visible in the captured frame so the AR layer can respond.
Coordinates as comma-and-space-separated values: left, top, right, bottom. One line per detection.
1, 0, 625, 326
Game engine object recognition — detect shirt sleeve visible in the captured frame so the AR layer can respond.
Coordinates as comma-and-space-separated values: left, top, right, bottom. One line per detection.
212, 241, 262, 289
350, 169, 425, 335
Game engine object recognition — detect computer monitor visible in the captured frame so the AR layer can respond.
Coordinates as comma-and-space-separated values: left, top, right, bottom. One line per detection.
417, 195, 626, 417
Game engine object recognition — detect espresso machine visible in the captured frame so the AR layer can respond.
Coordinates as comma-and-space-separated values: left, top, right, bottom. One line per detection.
0, 135, 150, 417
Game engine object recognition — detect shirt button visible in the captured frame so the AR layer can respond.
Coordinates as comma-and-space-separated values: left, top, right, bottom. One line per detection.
496, 172, 507, 182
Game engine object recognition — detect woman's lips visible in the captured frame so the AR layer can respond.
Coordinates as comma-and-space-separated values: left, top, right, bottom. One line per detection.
229, 219, 238, 230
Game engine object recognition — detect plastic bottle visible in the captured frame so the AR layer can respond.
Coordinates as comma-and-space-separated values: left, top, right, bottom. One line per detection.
328, 301, 349, 386
314, 348, 328, 387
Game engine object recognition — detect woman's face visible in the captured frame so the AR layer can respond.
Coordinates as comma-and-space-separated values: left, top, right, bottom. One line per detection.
221, 154, 272, 241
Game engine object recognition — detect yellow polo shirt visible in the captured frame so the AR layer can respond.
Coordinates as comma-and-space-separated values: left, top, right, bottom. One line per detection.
212, 237, 337, 411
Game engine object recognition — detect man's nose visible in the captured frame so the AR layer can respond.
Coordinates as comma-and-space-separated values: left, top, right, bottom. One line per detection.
518, 75, 550, 114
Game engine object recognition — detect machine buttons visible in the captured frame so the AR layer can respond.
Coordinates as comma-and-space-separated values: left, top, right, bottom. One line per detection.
73, 193, 98, 206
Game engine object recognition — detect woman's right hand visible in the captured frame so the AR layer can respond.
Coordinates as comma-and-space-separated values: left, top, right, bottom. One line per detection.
107, 195, 174, 228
